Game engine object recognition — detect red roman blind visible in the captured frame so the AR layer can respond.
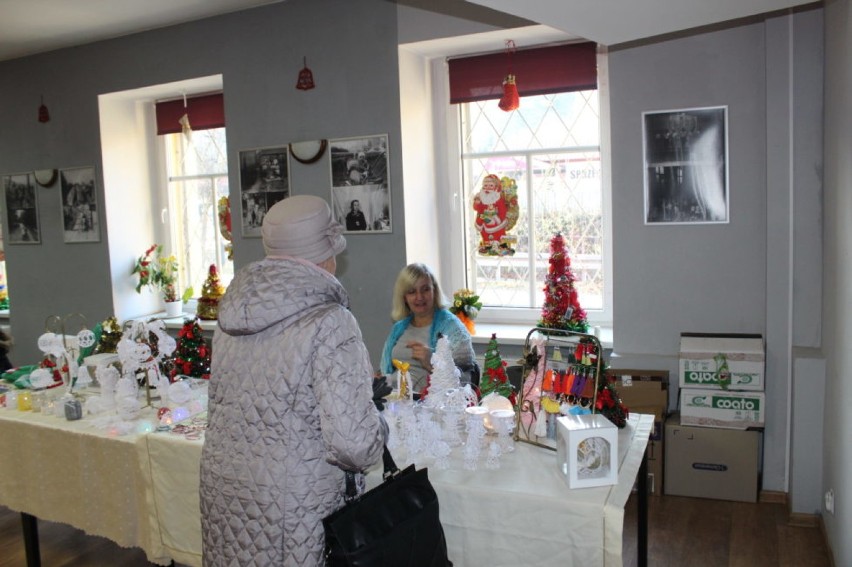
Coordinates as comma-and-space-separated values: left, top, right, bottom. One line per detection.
155, 93, 225, 135
448, 42, 597, 104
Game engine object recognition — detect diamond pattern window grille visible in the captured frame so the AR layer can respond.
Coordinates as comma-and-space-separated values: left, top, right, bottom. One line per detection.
460, 91, 604, 311
164, 128, 233, 294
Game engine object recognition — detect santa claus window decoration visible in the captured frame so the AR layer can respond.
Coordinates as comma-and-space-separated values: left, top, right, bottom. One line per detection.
473, 173, 519, 256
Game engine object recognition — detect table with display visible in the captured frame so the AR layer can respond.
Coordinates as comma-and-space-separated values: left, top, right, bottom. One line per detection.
0, 405, 169, 566
0, 405, 652, 567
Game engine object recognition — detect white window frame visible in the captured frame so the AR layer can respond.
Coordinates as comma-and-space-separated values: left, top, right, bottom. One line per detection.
156, 128, 232, 301
434, 52, 613, 329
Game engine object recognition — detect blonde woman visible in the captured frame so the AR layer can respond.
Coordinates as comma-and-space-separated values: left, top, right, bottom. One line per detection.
380, 263, 476, 393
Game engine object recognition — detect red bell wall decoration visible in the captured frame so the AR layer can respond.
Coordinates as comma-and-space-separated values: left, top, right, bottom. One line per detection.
498, 74, 519, 112
38, 96, 50, 123
296, 56, 315, 90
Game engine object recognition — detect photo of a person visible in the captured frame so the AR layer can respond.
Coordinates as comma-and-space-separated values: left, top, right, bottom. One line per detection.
60, 166, 100, 243
329, 135, 392, 233
345, 199, 367, 231
239, 146, 291, 237
3, 173, 40, 244
331, 184, 392, 234
329, 135, 388, 189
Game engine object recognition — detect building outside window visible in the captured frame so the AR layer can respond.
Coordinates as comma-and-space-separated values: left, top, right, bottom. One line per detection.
456, 89, 609, 325
162, 127, 233, 296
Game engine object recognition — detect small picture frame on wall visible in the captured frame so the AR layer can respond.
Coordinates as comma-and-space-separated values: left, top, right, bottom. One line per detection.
3, 172, 41, 244
329, 134, 391, 233
239, 146, 291, 237
643, 106, 729, 225
60, 166, 100, 243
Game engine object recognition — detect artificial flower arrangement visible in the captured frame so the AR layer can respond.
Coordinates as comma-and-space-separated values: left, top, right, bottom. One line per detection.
132, 244, 180, 302
449, 288, 482, 334
596, 368, 630, 428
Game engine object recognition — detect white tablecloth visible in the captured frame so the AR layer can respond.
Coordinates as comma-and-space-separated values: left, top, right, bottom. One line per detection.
366, 413, 653, 567
0, 406, 170, 565
0, 402, 651, 567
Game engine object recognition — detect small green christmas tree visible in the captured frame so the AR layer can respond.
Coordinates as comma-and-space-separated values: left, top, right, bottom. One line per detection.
480, 333, 514, 403
539, 233, 589, 333
169, 318, 211, 380
92, 316, 123, 354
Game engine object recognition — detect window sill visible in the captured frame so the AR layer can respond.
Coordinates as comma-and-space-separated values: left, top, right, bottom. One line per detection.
471, 322, 613, 349
132, 311, 218, 333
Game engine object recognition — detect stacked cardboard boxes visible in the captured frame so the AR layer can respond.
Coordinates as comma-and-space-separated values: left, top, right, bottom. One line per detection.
665, 333, 765, 503
607, 369, 668, 495
678, 333, 765, 429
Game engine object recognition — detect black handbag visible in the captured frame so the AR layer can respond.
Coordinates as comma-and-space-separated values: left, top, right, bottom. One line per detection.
323, 447, 451, 567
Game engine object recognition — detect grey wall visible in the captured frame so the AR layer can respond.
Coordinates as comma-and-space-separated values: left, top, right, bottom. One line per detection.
822, 0, 851, 564
607, 10, 824, 494
0, 0, 405, 366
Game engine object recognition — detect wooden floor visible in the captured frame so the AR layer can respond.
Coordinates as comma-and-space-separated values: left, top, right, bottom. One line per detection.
1, 494, 834, 566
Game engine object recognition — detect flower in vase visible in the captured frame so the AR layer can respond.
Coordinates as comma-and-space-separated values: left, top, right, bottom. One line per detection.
449, 289, 482, 333
132, 244, 180, 302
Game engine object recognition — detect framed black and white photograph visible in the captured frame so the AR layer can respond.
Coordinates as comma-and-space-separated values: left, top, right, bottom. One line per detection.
643, 106, 729, 225
238, 146, 290, 237
3, 173, 40, 244
60, 166, 100, 243
329, 134, 391, 233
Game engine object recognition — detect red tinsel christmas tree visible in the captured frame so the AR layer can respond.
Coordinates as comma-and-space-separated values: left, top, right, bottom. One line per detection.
169, 318, 211, 380
539, 233, 589, 333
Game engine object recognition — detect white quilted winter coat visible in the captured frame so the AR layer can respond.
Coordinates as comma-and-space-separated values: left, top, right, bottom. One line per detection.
200, 257, 387, 566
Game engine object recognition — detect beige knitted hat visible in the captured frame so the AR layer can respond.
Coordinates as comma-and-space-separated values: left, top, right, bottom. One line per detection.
261, 195, 346, 263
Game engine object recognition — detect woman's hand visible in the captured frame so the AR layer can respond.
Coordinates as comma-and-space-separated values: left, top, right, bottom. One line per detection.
405, 341, 433, 372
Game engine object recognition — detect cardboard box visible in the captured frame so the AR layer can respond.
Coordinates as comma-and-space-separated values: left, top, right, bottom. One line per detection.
679, 333, 765, 391
556, 414, 618, 489
606, 371, 670, 496
679, 388, 765, 429
607, 369, 669, 410
665, 414, 760, 502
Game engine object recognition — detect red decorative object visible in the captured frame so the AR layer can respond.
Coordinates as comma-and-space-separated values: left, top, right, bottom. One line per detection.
539, 233, 589, 333
498, 74, 519, 112
38, 96, 50, 123
169, 318, 211, 380
473, 174, 519, 255
597, 372, 629, 428
296, 57, 315, 90
497, 40, 519, 112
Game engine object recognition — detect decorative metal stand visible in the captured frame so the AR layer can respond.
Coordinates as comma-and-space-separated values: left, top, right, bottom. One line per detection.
514, 327, 604, 451
43, 313, 89, 394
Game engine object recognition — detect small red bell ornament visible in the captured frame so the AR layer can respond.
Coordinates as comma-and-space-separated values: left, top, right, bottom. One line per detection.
296, 57, 315, 91
498, 74, 519, 112
38, 96, 50, 123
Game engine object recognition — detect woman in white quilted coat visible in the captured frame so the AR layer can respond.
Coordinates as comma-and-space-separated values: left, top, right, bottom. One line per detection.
200, 195, 387, 566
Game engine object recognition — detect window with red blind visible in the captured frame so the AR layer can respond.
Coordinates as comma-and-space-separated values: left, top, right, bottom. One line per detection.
155, 93, 225, 135
448, 42, 597, 104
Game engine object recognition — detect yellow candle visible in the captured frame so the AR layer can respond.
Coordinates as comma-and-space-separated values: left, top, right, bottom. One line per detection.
17, 390, 33, 411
